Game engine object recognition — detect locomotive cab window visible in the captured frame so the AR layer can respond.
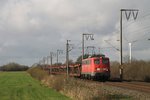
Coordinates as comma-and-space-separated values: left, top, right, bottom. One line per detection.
82, 60, 91, 65
102, 59, 109, 64
94, 59, 100, 64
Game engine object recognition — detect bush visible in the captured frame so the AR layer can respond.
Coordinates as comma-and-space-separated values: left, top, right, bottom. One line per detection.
0, 62, 29, 71
110, 61, 120, 79
110, 60, 150, 81
27, 66, 48, 80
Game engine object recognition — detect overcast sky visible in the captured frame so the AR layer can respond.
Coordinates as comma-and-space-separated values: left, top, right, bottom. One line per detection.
0, 0, 150, 66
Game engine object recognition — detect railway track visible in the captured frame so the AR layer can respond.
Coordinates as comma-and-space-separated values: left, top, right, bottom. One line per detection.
105, 82, 150, 93
79, 79, 150, 93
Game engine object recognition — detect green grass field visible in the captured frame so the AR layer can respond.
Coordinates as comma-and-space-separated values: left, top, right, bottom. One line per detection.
0, 72, 70, 100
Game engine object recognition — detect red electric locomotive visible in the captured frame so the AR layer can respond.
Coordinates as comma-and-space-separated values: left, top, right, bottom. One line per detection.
81, 56, 110, 80
46, 55, 110, 81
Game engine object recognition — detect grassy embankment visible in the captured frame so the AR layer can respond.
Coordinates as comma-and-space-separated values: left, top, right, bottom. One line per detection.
0, 72, 69, 100
27, 67, 131, 100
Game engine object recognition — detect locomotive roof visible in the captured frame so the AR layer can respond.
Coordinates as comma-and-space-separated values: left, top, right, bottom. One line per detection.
83, 56, 109, 60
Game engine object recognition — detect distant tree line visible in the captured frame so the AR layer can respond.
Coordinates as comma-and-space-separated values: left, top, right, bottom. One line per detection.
0, 62, 29, 71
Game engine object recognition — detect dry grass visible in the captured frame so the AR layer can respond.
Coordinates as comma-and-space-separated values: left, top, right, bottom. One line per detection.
110, 61, 120, 79
27, 66, 48, 80
43, 75, 108, 100
42, 75, 131, 100
110, 60, 150, 81
27, 67, 110, 99
27, 66, 131, 100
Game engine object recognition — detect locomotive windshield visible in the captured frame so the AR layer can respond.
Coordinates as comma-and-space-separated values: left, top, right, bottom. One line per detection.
94, 59, 100, 64
102, 59, 109, 64
82, 59, 91, 65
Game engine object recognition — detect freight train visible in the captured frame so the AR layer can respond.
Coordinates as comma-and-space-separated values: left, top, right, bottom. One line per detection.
46, 55, 110, 81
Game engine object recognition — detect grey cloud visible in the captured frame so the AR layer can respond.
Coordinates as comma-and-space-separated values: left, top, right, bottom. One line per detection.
0, 0, 150, 65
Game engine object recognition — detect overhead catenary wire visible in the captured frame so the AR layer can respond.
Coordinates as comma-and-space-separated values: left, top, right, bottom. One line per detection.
122, 10, 150, 28
113, 11, 150, 44
37, 11, 150, 66
110, 11, 150, 36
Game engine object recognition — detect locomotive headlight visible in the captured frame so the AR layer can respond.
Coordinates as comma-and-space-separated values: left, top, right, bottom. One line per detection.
96, 68, 108, 71
97, 68, 101, 71
103, 68, 108, 71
